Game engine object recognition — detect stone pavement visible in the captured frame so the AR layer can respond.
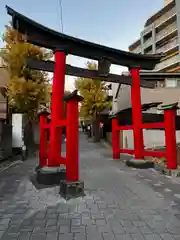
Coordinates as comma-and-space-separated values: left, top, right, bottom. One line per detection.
1, 134, 180, 239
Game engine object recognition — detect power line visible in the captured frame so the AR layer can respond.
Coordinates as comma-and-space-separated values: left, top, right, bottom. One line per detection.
58, 0, 64, 33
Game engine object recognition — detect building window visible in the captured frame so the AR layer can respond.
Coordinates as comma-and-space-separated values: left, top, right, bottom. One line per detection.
157, 109, 163, 114
165, 79, 177, 88
177, 80, 180, 87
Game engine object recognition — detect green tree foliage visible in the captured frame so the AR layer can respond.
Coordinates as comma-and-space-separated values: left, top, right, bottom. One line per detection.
0, 25, 52, 120
75, 61, 112, 141
75, 61, 111, 119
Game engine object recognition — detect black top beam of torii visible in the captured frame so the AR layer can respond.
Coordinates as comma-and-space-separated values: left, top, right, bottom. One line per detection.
26, 58, 155, 88
6, 5, 163, 71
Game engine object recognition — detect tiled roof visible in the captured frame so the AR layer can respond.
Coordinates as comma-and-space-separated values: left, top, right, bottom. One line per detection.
114, 84, 180, 113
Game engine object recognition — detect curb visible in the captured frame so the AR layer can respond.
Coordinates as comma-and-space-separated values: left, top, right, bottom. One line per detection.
100, 140, 134, 160
100, 140, 111, 149
0, 160, 23, 173
154, 163, 180, 177
125, 159, 154, 169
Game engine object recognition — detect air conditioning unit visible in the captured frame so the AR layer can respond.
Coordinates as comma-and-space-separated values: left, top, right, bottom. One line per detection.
122, 71, 130, 76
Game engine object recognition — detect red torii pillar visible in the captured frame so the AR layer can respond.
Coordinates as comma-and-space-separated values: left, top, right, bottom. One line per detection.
39, 111, 49, 167
48, 50, 66, 166
130, 68, 144, 159
112, 117, 120, 159
64, 92, 84, 182
59, 91, 85, 199
164, 105, 178, 169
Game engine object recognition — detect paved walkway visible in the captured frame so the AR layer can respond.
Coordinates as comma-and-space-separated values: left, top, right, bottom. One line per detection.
1, 134, 180, 239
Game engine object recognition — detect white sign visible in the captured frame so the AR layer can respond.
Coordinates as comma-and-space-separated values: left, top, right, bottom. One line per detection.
12, 114, 23, 148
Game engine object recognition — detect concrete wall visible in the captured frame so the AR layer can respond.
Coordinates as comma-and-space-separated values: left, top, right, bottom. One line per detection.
122, 129, 180, 150
33, 123, 40, 145
106, 131, 123, 148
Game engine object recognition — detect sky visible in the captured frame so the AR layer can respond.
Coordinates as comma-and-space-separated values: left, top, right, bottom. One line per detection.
0, 0, 163, 91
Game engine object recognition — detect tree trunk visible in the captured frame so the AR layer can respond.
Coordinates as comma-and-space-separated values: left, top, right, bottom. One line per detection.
92, 116, 100, 142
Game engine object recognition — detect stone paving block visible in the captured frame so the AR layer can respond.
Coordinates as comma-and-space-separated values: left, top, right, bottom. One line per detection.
132, 221, 147, 227
82, 216, 95, 226
115, 234, 132, 240
58, 233, 73, 240
57, 218, 70, 226
15, 209, 27, 214
87, 233, 103, 240
0, 231, 4, 239
95, 219, 107, 226
153, 215, 164, 221
102, 232, 115, 240
59, 226, 70, 234
91, 214, 104, 220
46, 219, 57, 227
74, 233, 87, 240
97, 203, 107, 209
46, 230, 59, 240
174, 236, 180, 240
35, 213, 46, 219
85, 225, 97, 234
19, 225, 34, 232
46, 213, 58, 219
120, 220, 133, 227
144, 234, 162, 240
18, 231, 31, 240
1, 234, 19, 240
0, 218, 10, 225
131, 233, 145, 240
5, 226, 20, 234
160, 233, 176, 240
139, 226, 154, 234
71, 226, 85, 234
112, 225, 125, 234
167, 223, 180, 234
31, 233, 46, 240
71, 218, 81, 226
124, 226, 140, 234
0, 225, 8, 231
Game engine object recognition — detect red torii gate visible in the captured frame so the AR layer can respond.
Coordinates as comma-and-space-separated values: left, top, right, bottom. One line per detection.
112, 68, 178, 170
7, 6, 175, 199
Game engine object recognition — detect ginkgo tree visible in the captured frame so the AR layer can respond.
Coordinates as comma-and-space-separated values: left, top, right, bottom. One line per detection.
0, 25, 52, 120
75, 61, 111, 141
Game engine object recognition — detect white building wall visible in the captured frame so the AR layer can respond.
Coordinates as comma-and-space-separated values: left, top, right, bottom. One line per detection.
112, 83, 180, 149
122, 129, 180, 150
111, 83, 119, 114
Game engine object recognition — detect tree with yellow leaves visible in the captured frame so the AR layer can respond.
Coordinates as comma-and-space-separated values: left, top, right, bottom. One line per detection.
75, 61, 111, 141
0, 25, 52, 120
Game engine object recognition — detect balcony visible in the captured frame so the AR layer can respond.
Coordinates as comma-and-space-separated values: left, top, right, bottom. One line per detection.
156, 37, 178, 54
156, 22, 177, 43
142, 25, 153, 36
145, 50, 153, 54
154, 54, 180, 71
143, 37, 153, 49
155, 7, 176, 28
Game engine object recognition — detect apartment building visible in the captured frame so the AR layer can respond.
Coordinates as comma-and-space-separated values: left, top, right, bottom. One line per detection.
129, 0, 180, 87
